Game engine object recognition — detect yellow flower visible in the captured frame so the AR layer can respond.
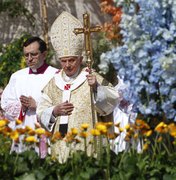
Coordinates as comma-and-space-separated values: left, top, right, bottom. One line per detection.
45, 131, 52, 137
79, 131, 88, 138
91, 129, 100, 136
51, 132, 62, 143
124, 131, 132, 141
143, 143, 149, 151
71, 128, 78, 136
65, 132, 75, 143
28, 129, 36, 136
168, 123, 176, 129
135, 119, 150, 130
25, 126, 33, 132
144, 130, 153, 137
1, 126, 12, 136
96, 123, 107, 134
10, 130, 19, 141
119, 127, 124, 133
133, 133, 139, 139
81, 123, 89, 130
168, 123, 176, 137
104, 122, 113, 128
107, 133, 116, 140
129, 127, 135, 135
35, 128, 45, 135
155, 122, 168, 133
157, 136, 162, 142
0, 119, 9, 127
16, 119, 23, 125
17, 128, 26, 134
25, 136, 37, 143
170, 131, 176, 138
125, 124, 130, 131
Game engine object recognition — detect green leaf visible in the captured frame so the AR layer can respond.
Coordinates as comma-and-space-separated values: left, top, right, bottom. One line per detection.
15, 172, 36, 180
163, 174, 176, 180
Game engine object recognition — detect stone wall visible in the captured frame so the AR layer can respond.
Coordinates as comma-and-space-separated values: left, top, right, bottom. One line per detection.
0, 0, 108, 44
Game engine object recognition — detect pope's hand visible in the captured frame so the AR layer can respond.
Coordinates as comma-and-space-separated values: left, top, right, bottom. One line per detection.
52, 101, 74, 117
86, 74, 98, 92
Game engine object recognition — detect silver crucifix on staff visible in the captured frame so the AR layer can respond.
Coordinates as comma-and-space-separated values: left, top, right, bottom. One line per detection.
73, 12, 102, 126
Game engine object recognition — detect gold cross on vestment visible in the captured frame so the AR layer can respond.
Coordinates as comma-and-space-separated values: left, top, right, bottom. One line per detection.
73, 12, 102, 70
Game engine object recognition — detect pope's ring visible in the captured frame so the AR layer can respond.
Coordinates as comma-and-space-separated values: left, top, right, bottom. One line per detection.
63, 110, 67, 115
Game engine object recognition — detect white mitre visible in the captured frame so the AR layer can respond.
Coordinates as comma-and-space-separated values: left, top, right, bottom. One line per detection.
50, 11, 84, 58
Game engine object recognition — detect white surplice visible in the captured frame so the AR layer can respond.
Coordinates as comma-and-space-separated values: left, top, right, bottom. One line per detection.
1, 66, 58, 128
111, 76, 137, 153
1, 66, 58, 152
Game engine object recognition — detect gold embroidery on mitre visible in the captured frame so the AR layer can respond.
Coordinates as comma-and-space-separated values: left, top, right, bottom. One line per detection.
50, 11, 84, 58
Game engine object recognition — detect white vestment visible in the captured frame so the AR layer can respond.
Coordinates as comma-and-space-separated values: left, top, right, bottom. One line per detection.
37, 67, 121, 163
1, 66, 58, 152
111, 77, 137, 153
37, 68, 120, 132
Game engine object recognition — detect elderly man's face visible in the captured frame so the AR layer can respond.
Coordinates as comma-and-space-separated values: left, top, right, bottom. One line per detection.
60, 56, 82, 77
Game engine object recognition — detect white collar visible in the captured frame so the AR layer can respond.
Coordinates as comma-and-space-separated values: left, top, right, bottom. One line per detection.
55, 68, 89, 91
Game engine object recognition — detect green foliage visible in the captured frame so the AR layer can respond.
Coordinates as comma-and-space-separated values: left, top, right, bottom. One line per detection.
1, 147, 176, 180
92, 33, 112, 68
0, 34, 31, 87
0, 0, 35, 26
92, 33, 118, 85
0, 134, 11, 155
45, 44, 57, 67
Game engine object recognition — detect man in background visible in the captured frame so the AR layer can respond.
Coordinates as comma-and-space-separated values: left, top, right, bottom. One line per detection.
1, 36, 58, 154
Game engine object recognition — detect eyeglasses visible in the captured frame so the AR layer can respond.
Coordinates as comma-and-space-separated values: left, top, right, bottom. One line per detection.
24, 52, 40, 58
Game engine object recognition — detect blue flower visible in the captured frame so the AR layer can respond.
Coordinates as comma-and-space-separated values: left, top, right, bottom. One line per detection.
99, 0, 176, 121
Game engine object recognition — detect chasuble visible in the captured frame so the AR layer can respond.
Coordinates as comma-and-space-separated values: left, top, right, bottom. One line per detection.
37, 67, 120, 163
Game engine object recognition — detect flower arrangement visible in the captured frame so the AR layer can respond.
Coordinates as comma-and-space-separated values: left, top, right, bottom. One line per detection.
99, 0, 176, 122
100, 0, 122, 44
